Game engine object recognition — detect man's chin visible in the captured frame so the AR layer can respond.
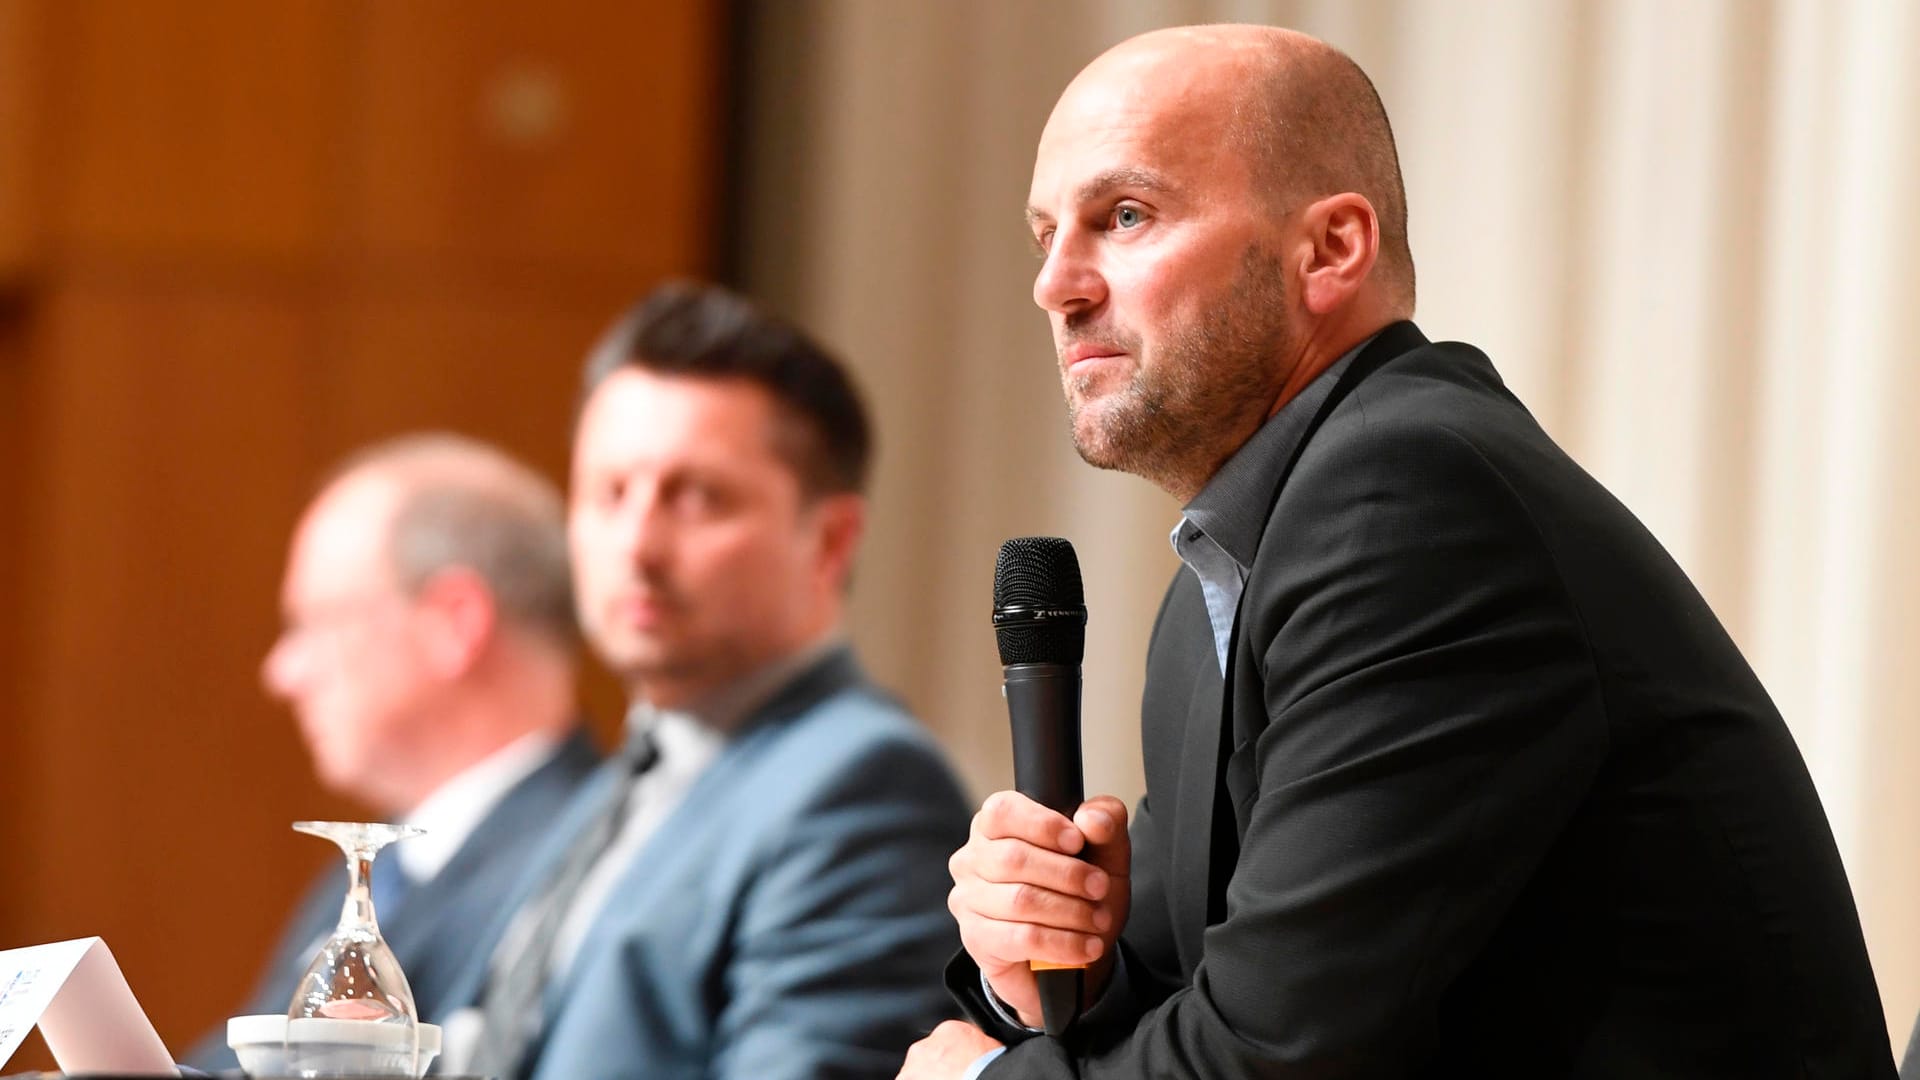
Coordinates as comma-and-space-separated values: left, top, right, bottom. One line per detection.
606, 650, 673, 680
1069, 418, 1135, 473
604, 645, 703, 688
314, 757, 368, 799
1072, 440, 1124, 472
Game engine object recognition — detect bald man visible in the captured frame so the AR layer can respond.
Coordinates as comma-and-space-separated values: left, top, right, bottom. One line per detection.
188, 434, 599, 1070
909, 25, 1893, 1078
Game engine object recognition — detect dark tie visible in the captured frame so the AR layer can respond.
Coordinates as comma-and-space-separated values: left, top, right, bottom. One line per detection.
368, 851, 411, 924
468, 721, 661, 1077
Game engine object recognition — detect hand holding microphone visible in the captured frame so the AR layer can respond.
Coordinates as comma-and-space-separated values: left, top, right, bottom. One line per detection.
946, 538, 1131, 1037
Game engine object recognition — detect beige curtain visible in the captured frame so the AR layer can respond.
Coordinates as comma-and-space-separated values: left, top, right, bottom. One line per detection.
738, 0, 1920, 1039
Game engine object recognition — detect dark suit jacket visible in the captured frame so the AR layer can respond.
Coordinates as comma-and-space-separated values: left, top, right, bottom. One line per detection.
954, 322, 1894, 1077
186, 729, 600, 1071
1899, 1016, 1920, 1078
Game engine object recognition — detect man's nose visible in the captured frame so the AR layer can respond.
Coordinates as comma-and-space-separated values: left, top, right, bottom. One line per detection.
616, 492, 674, 575
1033, 228, 1106, 316
262, 633, 302, 699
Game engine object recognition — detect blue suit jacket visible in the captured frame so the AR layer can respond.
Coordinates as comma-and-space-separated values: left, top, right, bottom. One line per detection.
443, 648, 972, 1080
187, 729, 600, 1071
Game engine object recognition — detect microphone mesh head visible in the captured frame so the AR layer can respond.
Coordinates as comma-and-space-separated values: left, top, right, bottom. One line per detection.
992, 536, 1086, 665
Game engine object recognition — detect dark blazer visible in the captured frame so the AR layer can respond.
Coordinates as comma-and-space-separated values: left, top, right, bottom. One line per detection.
439, 647, 973, 1080
187, 728, 600, 1071
954, 323, 1894, 1077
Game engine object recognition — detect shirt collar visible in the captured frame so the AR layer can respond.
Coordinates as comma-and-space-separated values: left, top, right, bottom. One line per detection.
1180, 333, 1378, 570
395, 728, 564, 881
628, 633, 847, 738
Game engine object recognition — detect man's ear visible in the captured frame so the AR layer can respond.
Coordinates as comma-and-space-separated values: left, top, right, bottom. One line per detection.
413, 567, 497, 679
1295, 192, 1381, 316
811, 493, 867, 594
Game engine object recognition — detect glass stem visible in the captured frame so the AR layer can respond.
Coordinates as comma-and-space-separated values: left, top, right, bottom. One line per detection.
341, 852, 379, 930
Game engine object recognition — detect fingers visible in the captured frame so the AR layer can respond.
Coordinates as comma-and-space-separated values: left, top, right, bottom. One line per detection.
955, 833, 1110, 901
955, 791, 1124, 904
897, 1021, 1002, 1079
951, 791, 1130, 981
953, 868, 1113, 934
966, 790, 1124, 887
971, 789, 1088, 854
1073, 795, 1131, 876
949, 845, 1109, 970
1073, 795, 1128, 843
949, 903, 1107, 969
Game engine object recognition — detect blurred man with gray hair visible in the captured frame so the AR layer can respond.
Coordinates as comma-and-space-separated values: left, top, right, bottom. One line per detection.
188, 433, 600, 1070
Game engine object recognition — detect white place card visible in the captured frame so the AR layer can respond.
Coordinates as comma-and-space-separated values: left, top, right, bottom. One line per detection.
0, 937, 176, 1075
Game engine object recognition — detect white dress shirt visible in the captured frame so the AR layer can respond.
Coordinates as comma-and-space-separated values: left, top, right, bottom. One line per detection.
395, 730, 565, 883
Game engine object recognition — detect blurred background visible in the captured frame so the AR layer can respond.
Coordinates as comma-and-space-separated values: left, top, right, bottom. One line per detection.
2, 0, 1916, 1063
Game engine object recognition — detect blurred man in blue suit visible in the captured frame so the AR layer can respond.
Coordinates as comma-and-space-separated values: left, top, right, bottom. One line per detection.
438, 283, 972, 1080
188, 434, 599, 1070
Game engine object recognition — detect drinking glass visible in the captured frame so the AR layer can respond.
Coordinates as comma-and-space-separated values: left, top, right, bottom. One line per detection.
284, 820, 424, 1076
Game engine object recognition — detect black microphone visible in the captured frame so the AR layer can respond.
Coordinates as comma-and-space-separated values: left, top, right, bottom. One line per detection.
991, 536, 1088, 1038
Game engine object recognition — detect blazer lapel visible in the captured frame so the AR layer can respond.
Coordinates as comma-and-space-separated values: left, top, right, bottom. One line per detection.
1165, 581, 1226, 972
391, 730, 600, 939
1194, 323, 1430, 914
531, 647, 867, 1038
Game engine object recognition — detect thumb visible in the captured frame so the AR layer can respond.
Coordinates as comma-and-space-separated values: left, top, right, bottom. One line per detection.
1074, 795, 1130, 874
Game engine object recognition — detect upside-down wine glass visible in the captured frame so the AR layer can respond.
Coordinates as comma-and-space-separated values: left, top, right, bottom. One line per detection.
285, 820, 425, 1077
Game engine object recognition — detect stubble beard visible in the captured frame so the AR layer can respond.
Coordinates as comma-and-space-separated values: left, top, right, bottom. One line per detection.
601, 629, 728, 707
590, 603, 775, 709
580, 576, 705, 693
1063, 245, 1294, 501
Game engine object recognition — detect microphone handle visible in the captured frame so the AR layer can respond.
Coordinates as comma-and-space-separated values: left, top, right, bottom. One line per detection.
1003, 662, 1085, 1037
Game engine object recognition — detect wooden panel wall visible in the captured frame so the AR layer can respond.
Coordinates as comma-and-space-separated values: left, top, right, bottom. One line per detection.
0, 0, 722, 1063
0, 0, 41, 279
0, 300, 30, 947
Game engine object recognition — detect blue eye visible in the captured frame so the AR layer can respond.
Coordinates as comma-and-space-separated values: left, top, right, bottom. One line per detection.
1113, 206, 1144, 229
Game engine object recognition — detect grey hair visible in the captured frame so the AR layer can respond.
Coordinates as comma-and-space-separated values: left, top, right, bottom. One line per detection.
332, 433, 577, 649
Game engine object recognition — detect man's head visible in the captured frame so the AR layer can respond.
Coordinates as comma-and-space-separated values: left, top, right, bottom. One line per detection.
569, 282, 870, 709
1027, 25, 1415, 500
264, 434, 576, 812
